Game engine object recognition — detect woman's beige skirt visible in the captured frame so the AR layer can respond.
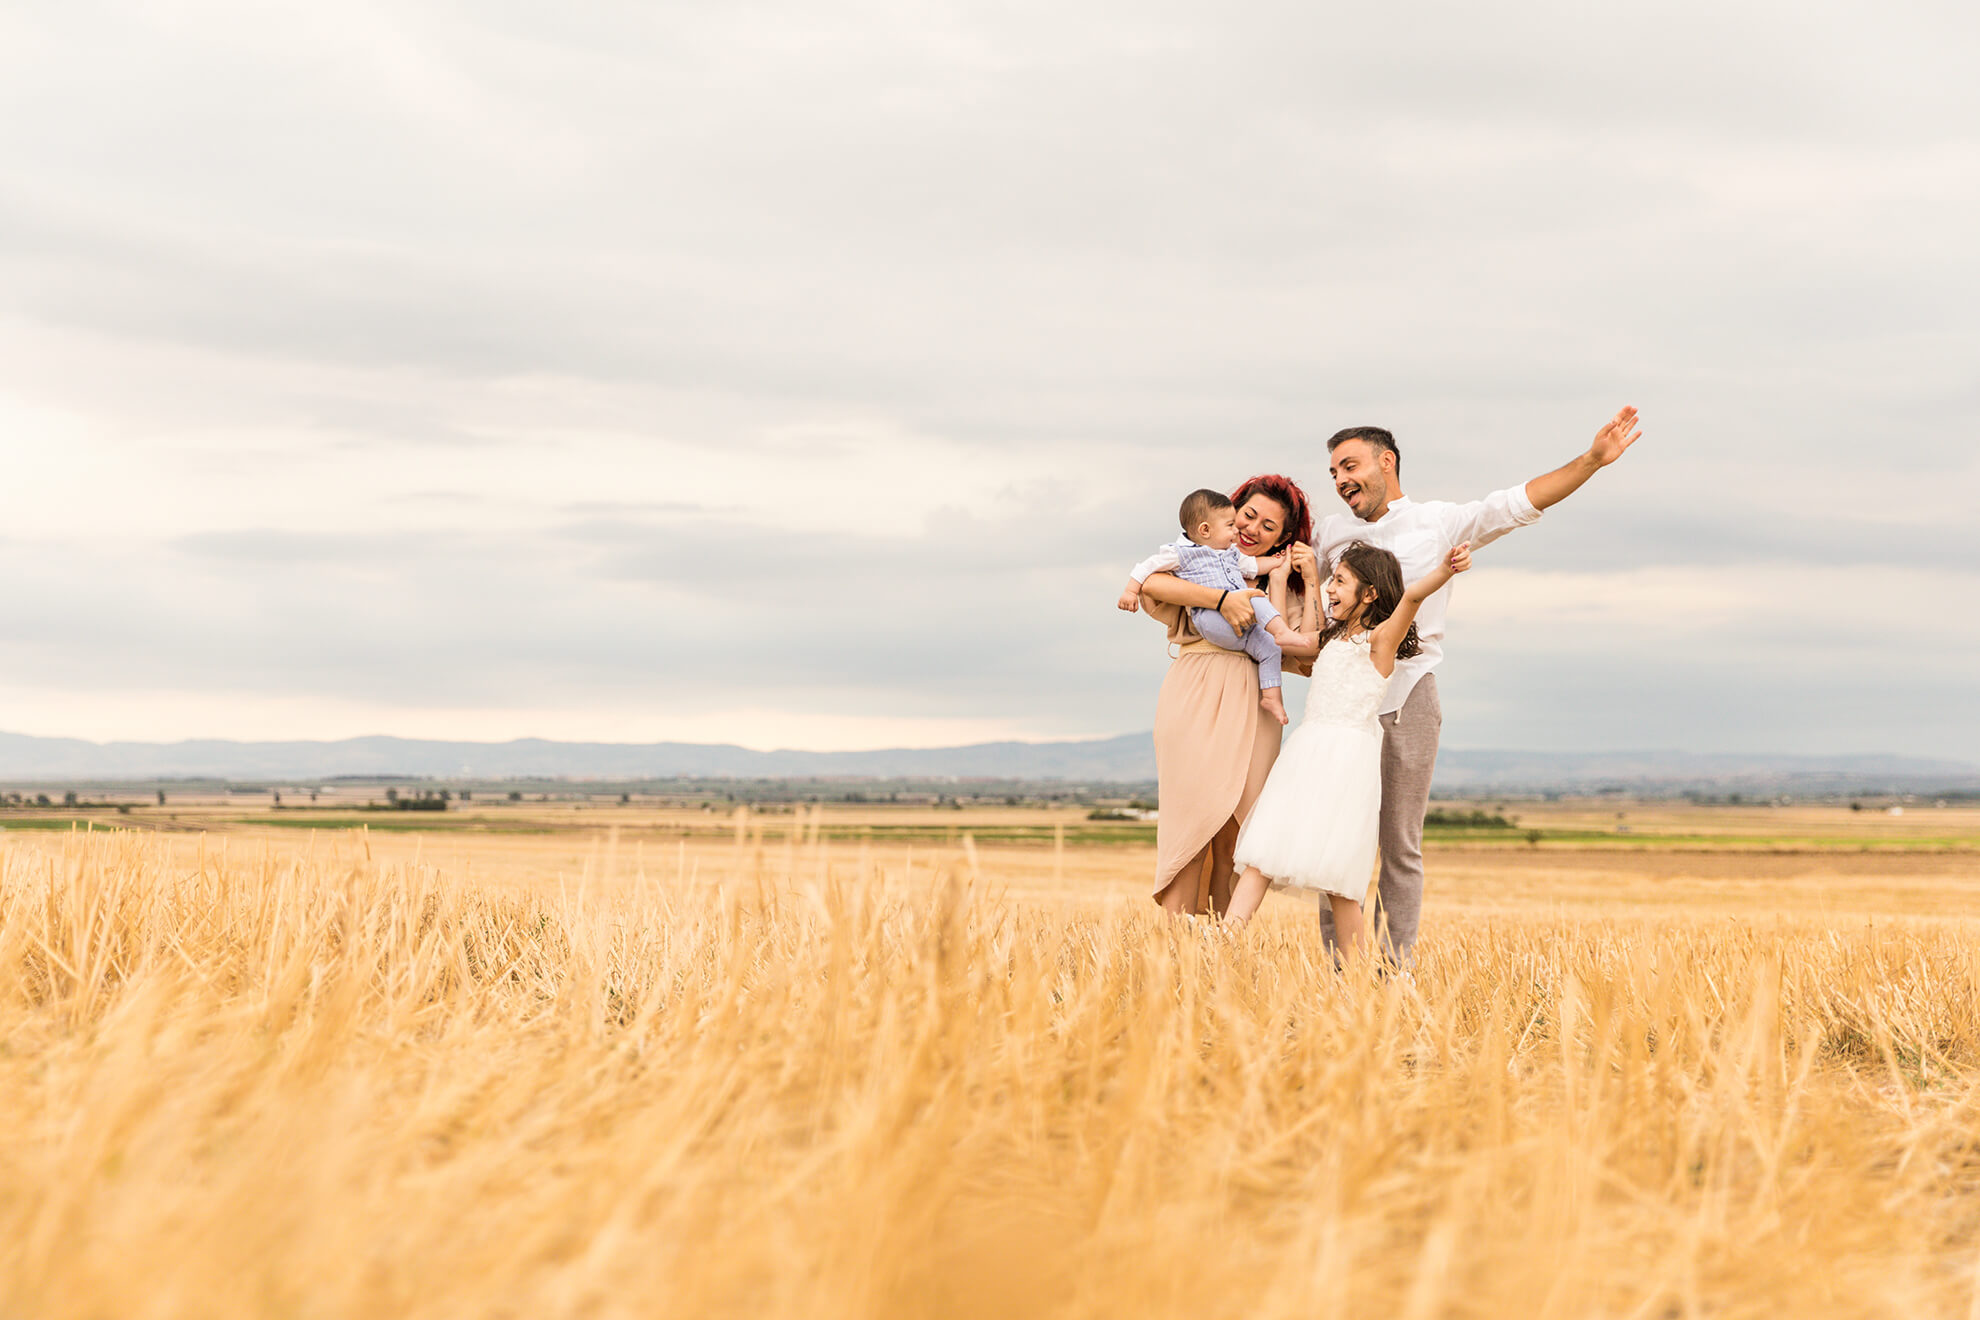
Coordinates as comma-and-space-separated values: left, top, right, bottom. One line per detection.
1151, 641, 1285, 898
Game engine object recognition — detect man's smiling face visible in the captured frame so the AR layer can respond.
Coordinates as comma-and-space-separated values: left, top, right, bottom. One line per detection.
1328, 439, 1394, 521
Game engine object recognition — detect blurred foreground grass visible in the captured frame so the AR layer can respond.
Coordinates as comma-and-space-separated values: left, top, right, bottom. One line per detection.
3, 828, 1979, 1318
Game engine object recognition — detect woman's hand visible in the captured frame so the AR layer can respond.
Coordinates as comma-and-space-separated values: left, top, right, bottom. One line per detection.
1287, 542, 1318, 583
1220, 588, 1265, 634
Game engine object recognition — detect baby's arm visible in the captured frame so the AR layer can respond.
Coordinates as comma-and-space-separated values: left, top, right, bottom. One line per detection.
1240, 551, 1284, 579
1371, 543, 1470, 674
1118, 545, 1183, 612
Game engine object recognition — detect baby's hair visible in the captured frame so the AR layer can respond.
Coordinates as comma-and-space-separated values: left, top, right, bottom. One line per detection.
1179, 488, 1234, 532
1319, 541, 1421, 660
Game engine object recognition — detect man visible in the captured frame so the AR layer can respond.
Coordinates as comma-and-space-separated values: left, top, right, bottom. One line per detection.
1302, 406, 1643, 960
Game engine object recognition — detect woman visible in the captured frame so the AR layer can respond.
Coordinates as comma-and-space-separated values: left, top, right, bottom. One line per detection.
1128, 474, 1318, 914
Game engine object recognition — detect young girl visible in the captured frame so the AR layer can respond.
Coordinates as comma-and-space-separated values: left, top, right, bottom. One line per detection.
1224, 539, 1472, 954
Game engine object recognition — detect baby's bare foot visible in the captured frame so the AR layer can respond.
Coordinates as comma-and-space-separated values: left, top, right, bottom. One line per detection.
1264, 621, 1316, 650
1259, 687, 1289, 726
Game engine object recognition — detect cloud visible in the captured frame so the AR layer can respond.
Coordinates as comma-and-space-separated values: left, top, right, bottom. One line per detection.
0, 0, 1975, 755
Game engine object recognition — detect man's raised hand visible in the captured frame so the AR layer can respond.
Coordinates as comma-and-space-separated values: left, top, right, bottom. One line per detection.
1590, 406, 1642, 467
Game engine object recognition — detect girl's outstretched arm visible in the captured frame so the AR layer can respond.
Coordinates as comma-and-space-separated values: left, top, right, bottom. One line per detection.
1277, 551, 1325, 660
1370, 543, 1470, 677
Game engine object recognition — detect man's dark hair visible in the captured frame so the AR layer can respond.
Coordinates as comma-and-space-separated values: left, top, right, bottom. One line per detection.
1326, 426, 1401, 479
1179, 487, 1234, 532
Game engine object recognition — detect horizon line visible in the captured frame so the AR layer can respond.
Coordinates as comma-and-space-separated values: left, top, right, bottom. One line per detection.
2, 728, 1974, 768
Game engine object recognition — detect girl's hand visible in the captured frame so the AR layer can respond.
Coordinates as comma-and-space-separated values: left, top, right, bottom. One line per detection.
1448, 543, 1472, 574
1220, 588, 1265, 634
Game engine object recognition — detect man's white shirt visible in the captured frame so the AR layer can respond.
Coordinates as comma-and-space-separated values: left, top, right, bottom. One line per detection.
1313, 485, 1542, 717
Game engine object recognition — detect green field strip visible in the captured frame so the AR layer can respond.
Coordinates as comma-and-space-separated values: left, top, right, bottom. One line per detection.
226, 816, 562, 834
1448, 830, 1980, 850
0, 818, 141, 832
11, 814, 1965, 853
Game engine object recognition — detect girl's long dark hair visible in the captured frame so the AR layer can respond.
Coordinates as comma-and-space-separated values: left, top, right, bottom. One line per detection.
1318, 541, 1421, 660
1229, 473, 1312, 592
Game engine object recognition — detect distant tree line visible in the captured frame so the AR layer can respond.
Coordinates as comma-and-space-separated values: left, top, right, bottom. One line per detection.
1422, 809, 1516, 829
378, 788, 451, 812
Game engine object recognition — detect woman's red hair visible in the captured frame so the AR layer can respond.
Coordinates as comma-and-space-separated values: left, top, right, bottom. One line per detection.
1230, 473, 1313, 591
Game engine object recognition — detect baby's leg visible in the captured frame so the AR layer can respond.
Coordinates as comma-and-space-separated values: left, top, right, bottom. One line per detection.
1263, 611, 1316, 649
1192, 600, 1288, 722
1240, 597, 1285, 688
1239, 598, 1289, 725
1190, 605, 1248, 654
1248, 591, 1315, 649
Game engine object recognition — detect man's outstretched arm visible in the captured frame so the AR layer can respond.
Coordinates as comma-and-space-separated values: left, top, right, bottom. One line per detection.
1524, 406, 1643, 510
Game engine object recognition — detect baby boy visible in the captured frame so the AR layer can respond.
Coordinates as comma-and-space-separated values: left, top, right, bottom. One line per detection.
1118, 488, 1314, 725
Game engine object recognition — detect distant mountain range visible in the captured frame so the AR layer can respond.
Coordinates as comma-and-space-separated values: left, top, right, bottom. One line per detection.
0, 730, 1156, 782
2, 730, 1977, 795
1428, 749, 1980, 796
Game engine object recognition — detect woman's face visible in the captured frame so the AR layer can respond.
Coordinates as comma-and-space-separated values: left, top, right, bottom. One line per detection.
1233, 493, 1290, 558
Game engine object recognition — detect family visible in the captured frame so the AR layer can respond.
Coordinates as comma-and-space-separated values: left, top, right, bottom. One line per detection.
1117, 407, 1644, 960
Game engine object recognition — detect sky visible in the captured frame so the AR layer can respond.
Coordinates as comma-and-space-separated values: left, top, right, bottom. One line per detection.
1, 1, 1977, 756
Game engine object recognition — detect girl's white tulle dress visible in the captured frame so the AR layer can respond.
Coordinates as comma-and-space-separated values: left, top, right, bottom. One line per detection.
1232, 631, 1387, 903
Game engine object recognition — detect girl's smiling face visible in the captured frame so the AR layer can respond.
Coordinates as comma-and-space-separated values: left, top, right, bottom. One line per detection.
1233, 493, 1289, 558
1325, 560, 1374, 625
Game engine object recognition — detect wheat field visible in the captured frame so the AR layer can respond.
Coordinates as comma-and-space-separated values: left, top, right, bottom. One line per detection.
3, 815, 1979, 1318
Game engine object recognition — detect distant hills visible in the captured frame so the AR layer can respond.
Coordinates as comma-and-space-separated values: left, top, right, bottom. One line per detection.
1, 729, 1976, 796
0, 730, 1156, 783
1428, 749, 1980, 797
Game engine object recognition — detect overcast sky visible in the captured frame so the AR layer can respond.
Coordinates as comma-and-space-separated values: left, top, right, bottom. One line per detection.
2, 1, 1977, 756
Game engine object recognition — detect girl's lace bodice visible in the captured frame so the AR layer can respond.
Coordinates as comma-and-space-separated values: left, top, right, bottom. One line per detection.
1300, 633, 1387, 733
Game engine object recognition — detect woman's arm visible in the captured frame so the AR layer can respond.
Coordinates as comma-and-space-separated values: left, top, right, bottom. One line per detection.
1371, 543, 1470, 676
1140, 572, 1264, 633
